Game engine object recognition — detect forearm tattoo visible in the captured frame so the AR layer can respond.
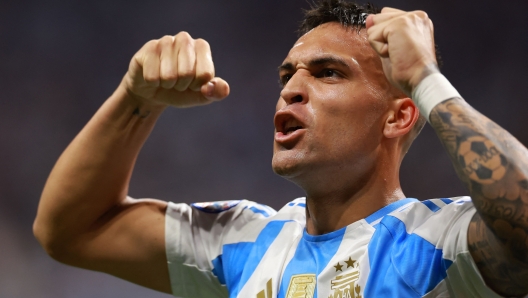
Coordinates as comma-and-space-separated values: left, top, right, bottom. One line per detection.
430, 98, 528, 296
132, 106, 151, 119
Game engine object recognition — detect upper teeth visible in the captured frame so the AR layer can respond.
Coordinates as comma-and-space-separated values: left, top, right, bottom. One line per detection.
284, 118, 302, 134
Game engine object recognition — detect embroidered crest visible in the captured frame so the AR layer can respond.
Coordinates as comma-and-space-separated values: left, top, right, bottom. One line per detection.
328, 257, 362, 298
191, 200, 240, 213
286, 274, 316, 298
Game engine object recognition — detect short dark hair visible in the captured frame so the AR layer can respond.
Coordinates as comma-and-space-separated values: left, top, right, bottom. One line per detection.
299, 0, 443, 67
299, 0, 379, 35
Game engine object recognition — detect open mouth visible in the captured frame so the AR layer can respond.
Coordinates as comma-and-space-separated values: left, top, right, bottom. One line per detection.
275, 114, 305, 136
274, 110, 307, 143
283, 118, 304, 135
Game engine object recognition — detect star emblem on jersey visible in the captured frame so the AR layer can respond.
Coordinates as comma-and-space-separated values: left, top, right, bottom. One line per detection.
329, 257, 362, 298
344, 257, 355, 268
334, 262, 343, 272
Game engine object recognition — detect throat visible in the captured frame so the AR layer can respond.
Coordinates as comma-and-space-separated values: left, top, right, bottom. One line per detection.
304, 189, 405, 235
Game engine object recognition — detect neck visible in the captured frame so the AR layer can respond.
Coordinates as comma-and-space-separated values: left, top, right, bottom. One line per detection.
304, 185, 405, 235
302, 156, 405, 235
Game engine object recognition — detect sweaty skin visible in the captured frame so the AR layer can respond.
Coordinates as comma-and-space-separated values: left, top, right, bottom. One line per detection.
273, 22, 418, 235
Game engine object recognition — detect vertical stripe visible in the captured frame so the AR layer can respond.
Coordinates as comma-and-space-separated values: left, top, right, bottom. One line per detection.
211, 256, 226, 285
365, 215, 453, 297
278, 227, 347, 298
219, 220, 290, 297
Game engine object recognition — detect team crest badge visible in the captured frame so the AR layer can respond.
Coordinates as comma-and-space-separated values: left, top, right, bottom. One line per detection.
286, 274, 316, 298
191, 200, 240, 213
328, 257, 362, 298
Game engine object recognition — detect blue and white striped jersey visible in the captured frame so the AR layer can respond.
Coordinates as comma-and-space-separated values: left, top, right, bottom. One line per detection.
165, 197, 501, 298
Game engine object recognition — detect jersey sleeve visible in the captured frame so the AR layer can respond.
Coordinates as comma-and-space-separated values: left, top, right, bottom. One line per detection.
432, 197, 503, 298
404, 197, 502, 298
165, 200, 276, 297
370, 197, 504, 297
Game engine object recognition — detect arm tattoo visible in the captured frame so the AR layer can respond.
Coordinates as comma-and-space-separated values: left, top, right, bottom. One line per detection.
133, 106, 151, 119
430, 98, 528, 297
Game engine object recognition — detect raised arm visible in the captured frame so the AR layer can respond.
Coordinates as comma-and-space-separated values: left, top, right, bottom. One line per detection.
430, 96, 528, 296
33, 32, 229, 293
367, 8, 528, 297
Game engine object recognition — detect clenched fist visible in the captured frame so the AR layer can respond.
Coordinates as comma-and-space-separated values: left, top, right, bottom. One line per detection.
366, 8, 438, 96
122, 32, 230, 108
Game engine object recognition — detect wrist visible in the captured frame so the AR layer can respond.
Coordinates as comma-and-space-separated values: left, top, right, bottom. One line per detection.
411, 73, 462, 122
96, 85, 167, 127
115, 84, 169, 114
409, 63, 440, 95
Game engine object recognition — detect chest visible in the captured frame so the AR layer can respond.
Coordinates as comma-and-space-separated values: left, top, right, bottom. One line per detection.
227, 221, 374, 298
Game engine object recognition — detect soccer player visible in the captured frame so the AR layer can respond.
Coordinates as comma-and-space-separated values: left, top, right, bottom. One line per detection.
33, 1, 528, 297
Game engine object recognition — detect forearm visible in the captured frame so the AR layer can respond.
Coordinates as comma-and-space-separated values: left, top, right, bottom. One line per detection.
34, 84, 166, 251
429, 98, 528, 294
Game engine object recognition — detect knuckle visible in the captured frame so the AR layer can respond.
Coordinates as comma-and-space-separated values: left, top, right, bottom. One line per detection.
176, 31, 192, 41
146, 39, 158, 47
182, 39, 194, 51
398, 16, 414, 27
413, 10, 429, 20
176, 36, 194, 51
143, 39, 159, 52
160, 71, 178, 82
195, 38, 210, 49
158, 35, 174, 47
197, 71, 214, 82
143, 74, 159, 85
178, 69, 194, 80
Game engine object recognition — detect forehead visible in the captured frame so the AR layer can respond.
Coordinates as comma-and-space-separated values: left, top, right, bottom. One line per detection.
284, 22, 376, 66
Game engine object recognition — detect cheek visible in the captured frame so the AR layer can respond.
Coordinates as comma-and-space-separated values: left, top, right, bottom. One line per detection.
311, 94, 384, 150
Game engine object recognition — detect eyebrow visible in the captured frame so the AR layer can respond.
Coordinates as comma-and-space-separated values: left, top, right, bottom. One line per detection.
278, 56, 350, 72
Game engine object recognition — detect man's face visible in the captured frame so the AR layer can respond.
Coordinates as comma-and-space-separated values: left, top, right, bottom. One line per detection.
272, 22, 394, 185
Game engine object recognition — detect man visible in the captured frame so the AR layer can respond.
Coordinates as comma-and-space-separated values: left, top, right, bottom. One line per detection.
33, 0, 528, 297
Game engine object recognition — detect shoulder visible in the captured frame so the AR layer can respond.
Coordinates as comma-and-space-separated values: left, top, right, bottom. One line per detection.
167, 199, 276, 220
380, 196, 475, 232
166, 198, 306, 234
369, 196, 478, 267
366, 197, 478, 296
370, 196, 477, 261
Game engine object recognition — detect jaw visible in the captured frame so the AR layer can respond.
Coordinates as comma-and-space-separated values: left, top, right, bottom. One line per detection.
272, 141, 385, 198
271, 146, 305, 179
271, 145, 342, 192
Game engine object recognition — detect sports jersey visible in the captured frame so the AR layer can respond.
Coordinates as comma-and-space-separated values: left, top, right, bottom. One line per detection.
165, 197, 501, 298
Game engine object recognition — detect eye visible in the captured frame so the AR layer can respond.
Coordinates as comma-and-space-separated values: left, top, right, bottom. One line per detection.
321, 69, 338, 78
279, 74, 292, 87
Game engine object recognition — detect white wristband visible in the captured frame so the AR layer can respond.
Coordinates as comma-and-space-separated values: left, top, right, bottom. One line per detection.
411, 73, 462, 122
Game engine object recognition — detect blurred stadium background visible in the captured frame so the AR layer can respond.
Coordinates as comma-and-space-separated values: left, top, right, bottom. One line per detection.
1, 0, 528, 297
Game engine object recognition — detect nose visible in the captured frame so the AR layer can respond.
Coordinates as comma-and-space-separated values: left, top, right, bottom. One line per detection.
279, 72, 308, 105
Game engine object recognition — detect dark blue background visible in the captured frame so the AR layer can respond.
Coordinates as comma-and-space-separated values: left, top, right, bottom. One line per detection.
1, 0, 527, 296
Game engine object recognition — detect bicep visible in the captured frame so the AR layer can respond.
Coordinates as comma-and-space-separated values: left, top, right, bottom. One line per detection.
468, 212, 528, 297
65, 197, 171, 294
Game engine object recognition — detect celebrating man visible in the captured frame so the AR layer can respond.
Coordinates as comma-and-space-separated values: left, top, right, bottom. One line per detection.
34, 1, 528, 297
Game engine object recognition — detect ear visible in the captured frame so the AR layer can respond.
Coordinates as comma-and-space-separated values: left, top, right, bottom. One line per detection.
383, 97, 419, 139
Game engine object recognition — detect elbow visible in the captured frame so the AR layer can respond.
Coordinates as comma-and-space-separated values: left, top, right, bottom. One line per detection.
33, 216, 48, 252
33, 217, 75, 264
